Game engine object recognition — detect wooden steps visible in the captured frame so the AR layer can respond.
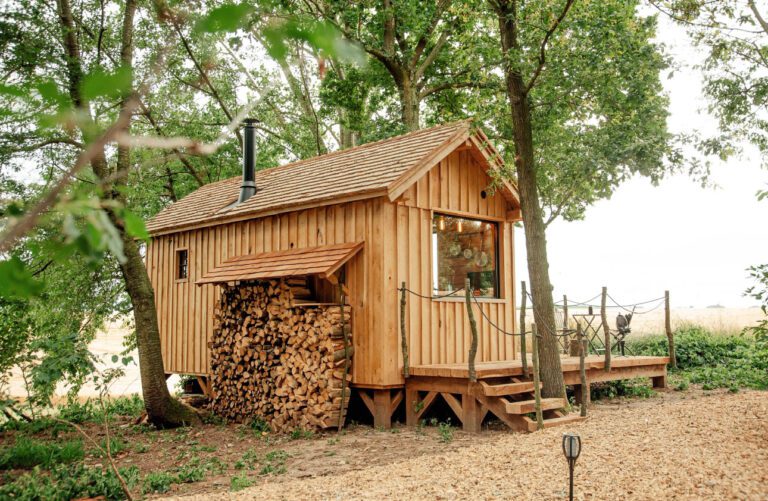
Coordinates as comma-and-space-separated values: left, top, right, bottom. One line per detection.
504, 397, 566, 415
479, 380, 540, 396
523, 413, 585, 432
475, 376, 581, 432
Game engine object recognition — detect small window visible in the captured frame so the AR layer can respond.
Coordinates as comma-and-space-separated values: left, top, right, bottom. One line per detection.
432, 214, 499, 298
176, 249, 188, 280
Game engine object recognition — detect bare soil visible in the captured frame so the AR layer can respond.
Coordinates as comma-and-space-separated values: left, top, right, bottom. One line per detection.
3, 388, 766, 500
160, 388, 768, 500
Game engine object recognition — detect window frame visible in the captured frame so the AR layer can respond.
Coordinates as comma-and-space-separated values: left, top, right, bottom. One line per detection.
430, 210, 503, 302
175, 248, 189, 282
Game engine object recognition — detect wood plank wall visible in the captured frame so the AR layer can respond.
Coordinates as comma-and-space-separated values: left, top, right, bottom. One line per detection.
394, 149, 517, 369
146, 149, 516, 388
145, 198, 398, 386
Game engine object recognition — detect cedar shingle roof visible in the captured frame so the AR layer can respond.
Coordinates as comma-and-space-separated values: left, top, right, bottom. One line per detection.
146, 121, 515, 235
195, 242, 363, 285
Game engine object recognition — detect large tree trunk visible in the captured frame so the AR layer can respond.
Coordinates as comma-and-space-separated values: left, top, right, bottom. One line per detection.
118, 236, 201, 427
495, 0, 565, 399
56, 0, 200, 427
400, 76, 420, 131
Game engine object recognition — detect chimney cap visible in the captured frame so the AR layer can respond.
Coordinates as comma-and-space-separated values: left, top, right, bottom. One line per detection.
243, 118, 259, 126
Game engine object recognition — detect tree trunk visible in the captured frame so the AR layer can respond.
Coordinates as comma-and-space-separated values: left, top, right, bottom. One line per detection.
495, 0, 565, 399
118, 235, 201, 427
400, 76, 420, 131
56, 0, 200, 427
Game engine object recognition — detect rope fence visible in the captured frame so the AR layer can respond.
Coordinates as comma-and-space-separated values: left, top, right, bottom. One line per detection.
397, 282, 677, 380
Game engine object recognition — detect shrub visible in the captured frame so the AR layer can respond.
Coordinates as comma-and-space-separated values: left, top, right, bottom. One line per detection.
590, 379, 655, 400
0, 436, 84, 469
58, 400, 97, 424
0, 464, 139, 500
105, 395, 144, 418
143, 471, 175, 494
628, 326, 768, 390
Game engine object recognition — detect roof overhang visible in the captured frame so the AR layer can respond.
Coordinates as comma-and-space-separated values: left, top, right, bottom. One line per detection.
196, 242, 364, 286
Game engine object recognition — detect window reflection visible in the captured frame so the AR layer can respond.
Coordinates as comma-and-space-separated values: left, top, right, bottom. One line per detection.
432, 214, 498, 298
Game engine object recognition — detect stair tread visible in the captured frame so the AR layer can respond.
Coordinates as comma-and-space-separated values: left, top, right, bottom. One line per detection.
480, 381, 541, 396
504, 397, 566, 414
523, 413, 586, 431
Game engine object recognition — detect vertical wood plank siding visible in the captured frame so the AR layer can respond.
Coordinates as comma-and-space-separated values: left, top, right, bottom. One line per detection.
146, 150, 516, 387
395, 150, 517, 370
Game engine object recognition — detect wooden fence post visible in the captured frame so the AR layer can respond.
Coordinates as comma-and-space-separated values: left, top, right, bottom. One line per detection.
519, 281, 528, 375
665, 290, 676, 369
338, 283, 350, 431
562, 294, 569, 354
400, 282, 409, 378
531, 323, 544, 431
578, 324, 588, 418
601, 286, 611, 372
465, 278, 479, 383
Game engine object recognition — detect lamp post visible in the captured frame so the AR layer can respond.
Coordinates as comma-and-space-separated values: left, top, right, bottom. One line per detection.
562, 432, 582, 501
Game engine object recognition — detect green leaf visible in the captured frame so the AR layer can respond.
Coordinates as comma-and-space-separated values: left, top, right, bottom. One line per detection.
111, 354, 119, 363
0, 257, 44, 299
195, 3, 255, 33
123, 210, 149, 241
80, 66, 132, 100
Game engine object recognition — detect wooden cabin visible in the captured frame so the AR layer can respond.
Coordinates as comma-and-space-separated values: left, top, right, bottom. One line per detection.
146, 121, 668, 432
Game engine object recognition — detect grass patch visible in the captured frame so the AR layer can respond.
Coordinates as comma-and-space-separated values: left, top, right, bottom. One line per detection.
261, 449, 288, 475
289, 428, 315, 440
0, 436, 84, 470
143, 471, 175, 494
0, 464, 139, 500
230, 472, 254, 491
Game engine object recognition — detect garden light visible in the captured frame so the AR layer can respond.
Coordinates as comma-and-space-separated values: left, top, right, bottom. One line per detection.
562, 432, 582, 501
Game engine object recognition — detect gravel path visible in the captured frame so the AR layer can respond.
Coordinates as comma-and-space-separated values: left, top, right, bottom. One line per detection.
173, 390, 768, 500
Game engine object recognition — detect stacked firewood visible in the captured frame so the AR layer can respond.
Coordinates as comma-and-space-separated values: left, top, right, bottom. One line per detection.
209, 279, 352, 432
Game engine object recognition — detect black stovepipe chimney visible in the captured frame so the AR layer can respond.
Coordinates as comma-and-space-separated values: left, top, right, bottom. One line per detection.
238, 118, 258, 203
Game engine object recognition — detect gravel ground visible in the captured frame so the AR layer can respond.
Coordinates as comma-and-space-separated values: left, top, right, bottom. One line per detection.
172, 389, 768, 500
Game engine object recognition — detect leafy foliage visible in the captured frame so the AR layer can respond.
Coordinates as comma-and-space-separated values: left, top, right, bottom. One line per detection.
0, 464, 140, 501
0, 437, 84, 470
655, 1, 768, 161
628, 325, 768, 390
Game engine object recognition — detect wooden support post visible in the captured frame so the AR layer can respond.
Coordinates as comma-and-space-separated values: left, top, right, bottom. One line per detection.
465, 278, 479, 383
578, 325, 588, 417
531, 323, 544, 431
601, 286, 611, 372
405, 388, 419, 427
665, 290, 676, 369
563, 294, 569, 354
400, 282, 409, 378
373, 390, 393, 429
338, 282, 350, 431
519, 281, 528, 375
462, 394, 482, 433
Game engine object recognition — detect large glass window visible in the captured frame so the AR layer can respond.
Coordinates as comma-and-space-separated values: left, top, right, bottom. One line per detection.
432, 214, 499, 298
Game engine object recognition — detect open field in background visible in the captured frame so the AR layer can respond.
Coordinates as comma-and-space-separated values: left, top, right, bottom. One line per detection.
3, 308, 764, 400
3, 321, 176, 402
523, 307, 764, 337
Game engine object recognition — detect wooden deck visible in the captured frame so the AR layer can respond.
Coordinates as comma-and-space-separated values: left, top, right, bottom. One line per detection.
356, 356, 669, 432
408, 355, 670, 382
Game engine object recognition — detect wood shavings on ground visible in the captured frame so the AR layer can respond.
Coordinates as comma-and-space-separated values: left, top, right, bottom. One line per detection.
169, 389, 768, 500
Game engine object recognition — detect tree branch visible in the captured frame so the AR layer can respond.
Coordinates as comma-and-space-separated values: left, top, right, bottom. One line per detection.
749, 0, 768, 35
524, 0, 575, 94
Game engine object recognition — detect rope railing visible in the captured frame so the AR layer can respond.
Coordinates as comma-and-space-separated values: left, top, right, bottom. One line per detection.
397, 282, 677, 380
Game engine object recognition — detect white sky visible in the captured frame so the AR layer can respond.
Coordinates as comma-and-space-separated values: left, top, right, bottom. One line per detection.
513, 15, 768, 308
